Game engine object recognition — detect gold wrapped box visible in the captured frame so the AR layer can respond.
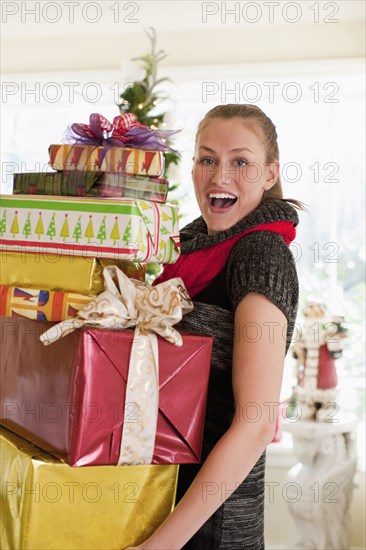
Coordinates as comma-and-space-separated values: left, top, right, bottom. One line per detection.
0, 427, 178, 549
0, 252, 146, 295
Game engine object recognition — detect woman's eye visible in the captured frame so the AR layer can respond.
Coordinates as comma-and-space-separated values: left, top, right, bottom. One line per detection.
234, 159, 247, 167
199, 157, 215, 165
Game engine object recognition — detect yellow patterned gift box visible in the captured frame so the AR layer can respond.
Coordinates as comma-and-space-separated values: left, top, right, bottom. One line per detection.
49, 144, 165, 177
0, 427, 178, 550
0, 195, 180, 264
0, 285, 93, 321
0, 252, 146, 295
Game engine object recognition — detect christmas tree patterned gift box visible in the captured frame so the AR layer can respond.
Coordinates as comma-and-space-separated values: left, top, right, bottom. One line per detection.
0, 195, 180, 264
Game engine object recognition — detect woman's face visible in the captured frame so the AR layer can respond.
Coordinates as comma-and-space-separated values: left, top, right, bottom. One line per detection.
192, 117, 279, 234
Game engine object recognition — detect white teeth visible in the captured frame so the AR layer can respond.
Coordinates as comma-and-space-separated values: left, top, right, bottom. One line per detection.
208, 193, 237, 199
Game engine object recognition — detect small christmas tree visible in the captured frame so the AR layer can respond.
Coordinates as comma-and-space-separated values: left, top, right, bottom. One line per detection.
160, 225, 170, 235
85, 215, 94, 244
117, 28, 183, 281
117, 27, 180, 192
0, 210, 6, 237
97, 216, 107, 244
123, 219, 133, 244
159, 239, 166, 251
46, 214, 56, 241
35, 212, 44, 240
60, 214, 70, 242
73, 215, 82, 243
10, 211, 19, 238
136, 221, 143, 245
22, 213, 32, 239
110, 217, 120, 245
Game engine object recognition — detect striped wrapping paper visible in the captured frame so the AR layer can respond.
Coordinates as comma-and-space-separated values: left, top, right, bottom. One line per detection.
13, 171, 169, 203
49, 144, 165, 177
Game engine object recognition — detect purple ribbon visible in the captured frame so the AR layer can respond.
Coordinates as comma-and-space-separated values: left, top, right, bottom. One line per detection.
63, 113, 179, 153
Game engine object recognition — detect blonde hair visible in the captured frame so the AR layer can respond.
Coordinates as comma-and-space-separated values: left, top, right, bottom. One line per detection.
196, 104, 305, 210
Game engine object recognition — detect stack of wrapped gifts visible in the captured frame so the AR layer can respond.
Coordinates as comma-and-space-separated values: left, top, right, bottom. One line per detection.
0, 113, 213, 549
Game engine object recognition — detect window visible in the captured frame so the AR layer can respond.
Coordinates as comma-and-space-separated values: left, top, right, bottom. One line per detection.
163, 60, 365, 425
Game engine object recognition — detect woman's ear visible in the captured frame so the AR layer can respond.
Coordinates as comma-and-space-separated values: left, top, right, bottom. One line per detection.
264, 161, 280, 190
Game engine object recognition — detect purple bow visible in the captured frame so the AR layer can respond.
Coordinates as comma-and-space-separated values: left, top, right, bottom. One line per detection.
63, 113, 179, 153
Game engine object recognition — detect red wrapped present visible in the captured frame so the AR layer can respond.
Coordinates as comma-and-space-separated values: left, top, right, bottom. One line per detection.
0, 268, 213, 466
0, 319, 212, 466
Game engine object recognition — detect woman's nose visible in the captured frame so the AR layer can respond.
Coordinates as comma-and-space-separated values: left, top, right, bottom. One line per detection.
211, 161, 235, 186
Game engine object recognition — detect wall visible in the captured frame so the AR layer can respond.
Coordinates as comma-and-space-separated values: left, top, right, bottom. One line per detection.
1, 1, 365, 73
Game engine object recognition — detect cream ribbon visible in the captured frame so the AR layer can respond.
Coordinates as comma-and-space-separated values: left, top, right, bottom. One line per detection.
40, 265, 193, 465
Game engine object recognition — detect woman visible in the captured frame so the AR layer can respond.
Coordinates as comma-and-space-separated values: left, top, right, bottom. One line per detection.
126, 104, 301, 549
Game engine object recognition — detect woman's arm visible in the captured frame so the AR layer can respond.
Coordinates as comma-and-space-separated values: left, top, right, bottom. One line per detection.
125, 292, 288, 550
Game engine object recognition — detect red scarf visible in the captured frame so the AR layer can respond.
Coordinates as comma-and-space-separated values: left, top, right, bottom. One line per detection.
154, 220, 296, 298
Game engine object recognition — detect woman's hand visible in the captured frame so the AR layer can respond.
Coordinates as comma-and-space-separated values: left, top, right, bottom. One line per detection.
122, 531, 181, 549
123, 538, 154, 550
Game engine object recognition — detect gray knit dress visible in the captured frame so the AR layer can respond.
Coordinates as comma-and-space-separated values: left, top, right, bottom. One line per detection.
175, 199, 299, 549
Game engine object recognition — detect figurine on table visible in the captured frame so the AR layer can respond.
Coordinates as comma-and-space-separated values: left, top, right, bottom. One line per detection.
291, 302, 348, 422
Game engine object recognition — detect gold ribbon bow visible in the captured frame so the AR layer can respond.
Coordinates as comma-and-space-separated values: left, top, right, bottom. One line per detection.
40, 265, 193, 465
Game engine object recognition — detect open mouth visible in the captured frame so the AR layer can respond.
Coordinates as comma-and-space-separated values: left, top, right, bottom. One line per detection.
208, 192, 238, 209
